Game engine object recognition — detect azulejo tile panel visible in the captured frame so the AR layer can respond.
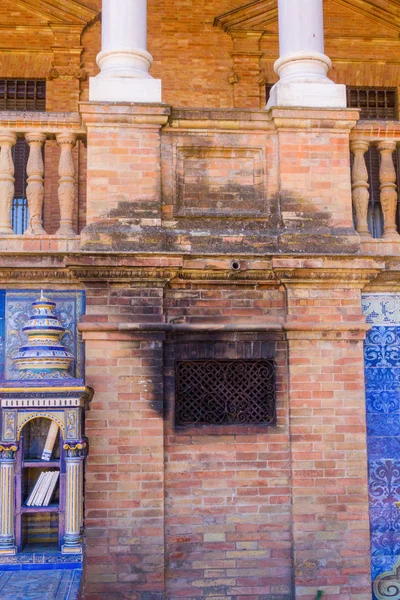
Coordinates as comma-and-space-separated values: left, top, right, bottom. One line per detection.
362, 294, 400, 326
1, 290, 85, 380
366, 390, 400, 414
367, 415, 400, 437
0, 569, 81, 600
363, 293, 400, 598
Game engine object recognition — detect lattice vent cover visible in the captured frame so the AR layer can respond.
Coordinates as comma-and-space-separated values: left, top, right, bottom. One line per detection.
175, 360, 276, 426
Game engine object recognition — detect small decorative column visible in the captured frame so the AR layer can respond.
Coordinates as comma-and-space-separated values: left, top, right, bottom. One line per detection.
25, 132, 47, 235
0, 131, 16, 235
0, 443, 18, 555
378, 140, 400, 240
56, 132, 77, 237
62, 440, 87, 554
89, 0, 161, 102
267, 0, 346, 108
350, 139, 371, 239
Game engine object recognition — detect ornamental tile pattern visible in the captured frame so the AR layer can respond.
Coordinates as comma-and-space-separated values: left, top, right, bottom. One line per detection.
0, 569, 81, 600
4, 290, 85, 380
363, 294, 400, 599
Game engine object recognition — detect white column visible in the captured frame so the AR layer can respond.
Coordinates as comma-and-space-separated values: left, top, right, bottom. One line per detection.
267, 0, 346, 109
90, 0, 161, 103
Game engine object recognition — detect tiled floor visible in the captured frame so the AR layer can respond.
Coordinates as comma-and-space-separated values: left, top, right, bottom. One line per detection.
0, 569, 81, 600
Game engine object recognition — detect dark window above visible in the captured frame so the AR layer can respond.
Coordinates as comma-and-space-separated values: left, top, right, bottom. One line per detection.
347, 86, 398, 120
0, 79, 46, 111
175, 360, 276, 427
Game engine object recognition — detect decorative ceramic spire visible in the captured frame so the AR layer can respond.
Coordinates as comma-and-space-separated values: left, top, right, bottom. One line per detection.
12, 294, 74, 378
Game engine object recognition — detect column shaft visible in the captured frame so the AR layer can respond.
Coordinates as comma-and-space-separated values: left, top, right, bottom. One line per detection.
62, 456, 84, 554
278, 0, 324, 58
89, 0, 161, 102
267, 0, 346, 108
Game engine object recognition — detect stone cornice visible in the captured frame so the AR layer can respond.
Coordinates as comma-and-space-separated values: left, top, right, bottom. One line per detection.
78, 320, 370, 341
0, 111, 84, 136
270, 107, 360, 131
166, 107, 274, 132
80, 103, 171, 127
0, 254, 399, 286
274, 268, 380, 286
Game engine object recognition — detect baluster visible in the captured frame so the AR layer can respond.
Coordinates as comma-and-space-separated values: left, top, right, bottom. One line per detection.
350, 139, 371, 238
378, 140, 400, 240
25, 132, 47, 235
56, 133, 77, 236
0, 131, 16, 235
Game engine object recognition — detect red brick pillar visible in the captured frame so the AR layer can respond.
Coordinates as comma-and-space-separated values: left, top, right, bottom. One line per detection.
277, 260, 374, 600
272, 108, 360, 254
79, 280, 166, 600
79, 103, 170, 251
230, 32, 263, 109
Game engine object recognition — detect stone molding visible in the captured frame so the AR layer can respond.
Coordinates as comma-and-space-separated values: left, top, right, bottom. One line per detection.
13, 0, 98, 25
214, 0, 400, 36
79, 102, 171, 127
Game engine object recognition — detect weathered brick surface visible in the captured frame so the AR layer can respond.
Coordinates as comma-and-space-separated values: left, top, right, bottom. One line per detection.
81, 283, 166, 600
0, 1, 391, 598
282, 274, 371, 600
163, 332, 292, 600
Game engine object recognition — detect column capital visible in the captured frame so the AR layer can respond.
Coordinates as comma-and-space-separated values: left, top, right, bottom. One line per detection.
0, 443, 18, 461
64, 439, 88, 459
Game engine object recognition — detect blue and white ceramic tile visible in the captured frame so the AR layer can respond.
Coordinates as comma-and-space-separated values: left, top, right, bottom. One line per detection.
368, 436, 400, 460
365, 327, 399, 367
369, 459, 400, 503
371, 555, 399, 582
0, 569, 81, 600
371, 531, 400, 556
367, 414, 400, 437
362, 294, 400, 326
370, 504, 400, 533
365, 367, 400, 391
366, 390, 400, 414
4, 290, 85, 380
363, 294, 400, 589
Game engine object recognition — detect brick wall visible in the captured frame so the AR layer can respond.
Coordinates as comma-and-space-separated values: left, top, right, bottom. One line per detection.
163, 332, 292, 600
81, 282, 166, 600
278, 262, 372, 600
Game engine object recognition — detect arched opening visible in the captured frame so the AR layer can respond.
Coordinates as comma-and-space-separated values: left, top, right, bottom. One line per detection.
17, 417, 63, 552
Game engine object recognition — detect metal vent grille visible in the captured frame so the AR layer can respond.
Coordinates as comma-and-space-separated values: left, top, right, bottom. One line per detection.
175, 360, 276, 426
0, 79, 46, 111
347, 86, 398, 120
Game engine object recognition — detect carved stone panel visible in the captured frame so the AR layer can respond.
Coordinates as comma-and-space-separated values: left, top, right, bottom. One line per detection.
174, 146, 267, 217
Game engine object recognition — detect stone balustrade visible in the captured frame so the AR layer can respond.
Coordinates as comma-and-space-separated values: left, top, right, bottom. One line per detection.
350, 121, 400, 244
0, 112, 85, 246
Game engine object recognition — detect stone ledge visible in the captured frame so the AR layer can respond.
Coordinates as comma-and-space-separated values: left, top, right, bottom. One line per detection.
0, 235, 80, 253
